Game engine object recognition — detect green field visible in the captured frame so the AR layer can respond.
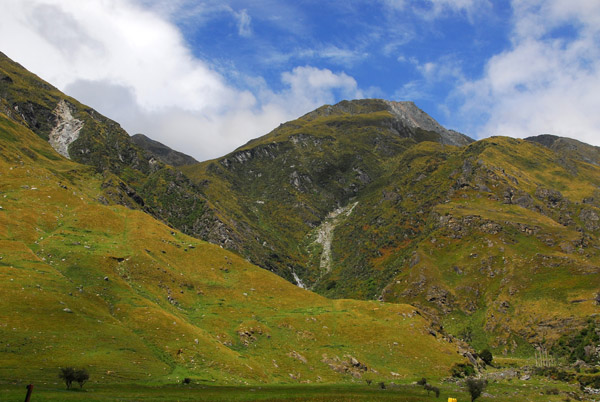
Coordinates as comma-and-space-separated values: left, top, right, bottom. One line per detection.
0, 377, 590, 402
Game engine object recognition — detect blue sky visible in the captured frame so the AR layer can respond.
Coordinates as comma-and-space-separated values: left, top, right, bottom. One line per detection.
1, 0, 599, 159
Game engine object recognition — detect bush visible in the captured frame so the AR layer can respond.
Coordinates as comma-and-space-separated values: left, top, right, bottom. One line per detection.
451, 362, 476, 378
59, 367, 90, 389
479, 349, 493, 366
459, 326, 473, 343
378, 381, 386, 389
182, 377, 191, 384
465, 378, 487, 402
58, 367, 76, 389
534, 366, 575, 382
74, 369, 89, 388
424, 383, 440, 397
417, 377, 427, 386
577, 373, 600, 390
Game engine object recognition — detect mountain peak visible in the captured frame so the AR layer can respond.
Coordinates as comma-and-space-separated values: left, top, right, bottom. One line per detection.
302, 99, 473, 147
131, 133, 198, 166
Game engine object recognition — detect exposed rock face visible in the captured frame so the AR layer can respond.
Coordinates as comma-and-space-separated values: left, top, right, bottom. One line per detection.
312, 202, 358, 277
49, 100, 83, 159
384, 100, 472, 146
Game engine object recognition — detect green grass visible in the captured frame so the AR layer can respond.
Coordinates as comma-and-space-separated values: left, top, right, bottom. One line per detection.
0, 114, 466, 386
0, 375, 588, 401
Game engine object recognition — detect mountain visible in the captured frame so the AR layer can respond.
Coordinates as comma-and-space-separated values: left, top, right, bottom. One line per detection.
2, 51, 598, 363
131, 133, 198, 166
526, 134, 600, 166
181, 103, 600, 355
0, 63, 465, 385
181, 99, 473, 283
0, 51, 226, 248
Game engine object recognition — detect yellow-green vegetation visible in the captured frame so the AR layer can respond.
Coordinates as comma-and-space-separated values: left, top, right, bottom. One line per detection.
0, 374, 590, 401
182, 98, 600, 358
0, 51, 214, 249
0, 114, 466, 387
375, 137, 600, 353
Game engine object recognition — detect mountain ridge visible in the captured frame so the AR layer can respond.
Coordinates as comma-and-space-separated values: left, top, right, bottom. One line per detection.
2, 51, 599, 362
131, 133, 199, 166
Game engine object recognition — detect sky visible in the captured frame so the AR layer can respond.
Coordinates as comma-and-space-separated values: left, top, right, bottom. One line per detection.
1, 0, 599, 160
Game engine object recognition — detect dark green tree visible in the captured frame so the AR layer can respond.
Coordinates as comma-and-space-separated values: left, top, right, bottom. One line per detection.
479, 349, 493, 366
58, 367, 76, 389
465, 378, 487, 402
424, 383, 440, 397
74, 368, 89, 388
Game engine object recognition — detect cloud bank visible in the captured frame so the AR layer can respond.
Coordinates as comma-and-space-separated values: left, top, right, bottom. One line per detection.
1, 0, 599, 159
0, 0, 361, 159
459, 0, 600, 145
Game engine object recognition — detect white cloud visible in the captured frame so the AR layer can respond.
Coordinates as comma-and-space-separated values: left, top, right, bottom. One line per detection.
382, 0, 490, 19
458, 0, 600, 146
235, 9, 252, 37
0, 0, 362, 160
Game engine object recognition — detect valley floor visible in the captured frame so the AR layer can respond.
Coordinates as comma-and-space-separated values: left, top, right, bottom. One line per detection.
0, 379, 594, 402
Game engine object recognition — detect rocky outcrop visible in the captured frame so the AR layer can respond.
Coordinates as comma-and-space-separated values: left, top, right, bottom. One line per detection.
131, 133, 198, 166
48, 100, 83, 158
321, 354, 368, 378
384, 100, 473, 146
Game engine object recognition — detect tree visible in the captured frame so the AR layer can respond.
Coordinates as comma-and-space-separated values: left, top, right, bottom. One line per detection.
465, 378, 487, 402
479, 349, 493, 366
58, 367, 76, 389
74, 369, 89, 388
424, 383, 440, 397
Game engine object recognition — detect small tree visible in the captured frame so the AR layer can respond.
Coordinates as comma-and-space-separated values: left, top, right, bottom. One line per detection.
479, 349, 493, 366
59, 367, 76, 389
74, 368, 89, 388
424, 383, 440, 397
465, 378, 487, 402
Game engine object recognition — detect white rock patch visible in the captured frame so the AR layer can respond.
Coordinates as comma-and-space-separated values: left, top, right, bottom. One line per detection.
49, 100, 83, 159
313, 202, 358, 275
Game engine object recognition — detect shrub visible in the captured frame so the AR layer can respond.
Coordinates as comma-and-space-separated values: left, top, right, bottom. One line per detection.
378, 381, 386, 389
74, 369, 89, 388
59, 367, 90, 389
182, 377, 191, 385
479, 349, 493, 366
459, 326, 473, 343
534, 366, 575, 382
424, 383, 440, 397
451, 362, 476, 378
577, 373, 600, 390
58, 367, 76, 389
465, 377, 487, 402
417, 377, 427, 386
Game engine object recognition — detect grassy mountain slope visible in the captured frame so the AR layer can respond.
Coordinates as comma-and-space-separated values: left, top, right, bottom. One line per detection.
181, 99, 471, 282
329, 137, 600, 353
0, 113, 465, 385
184, 109, 600, 355
0, 52, 222, 248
